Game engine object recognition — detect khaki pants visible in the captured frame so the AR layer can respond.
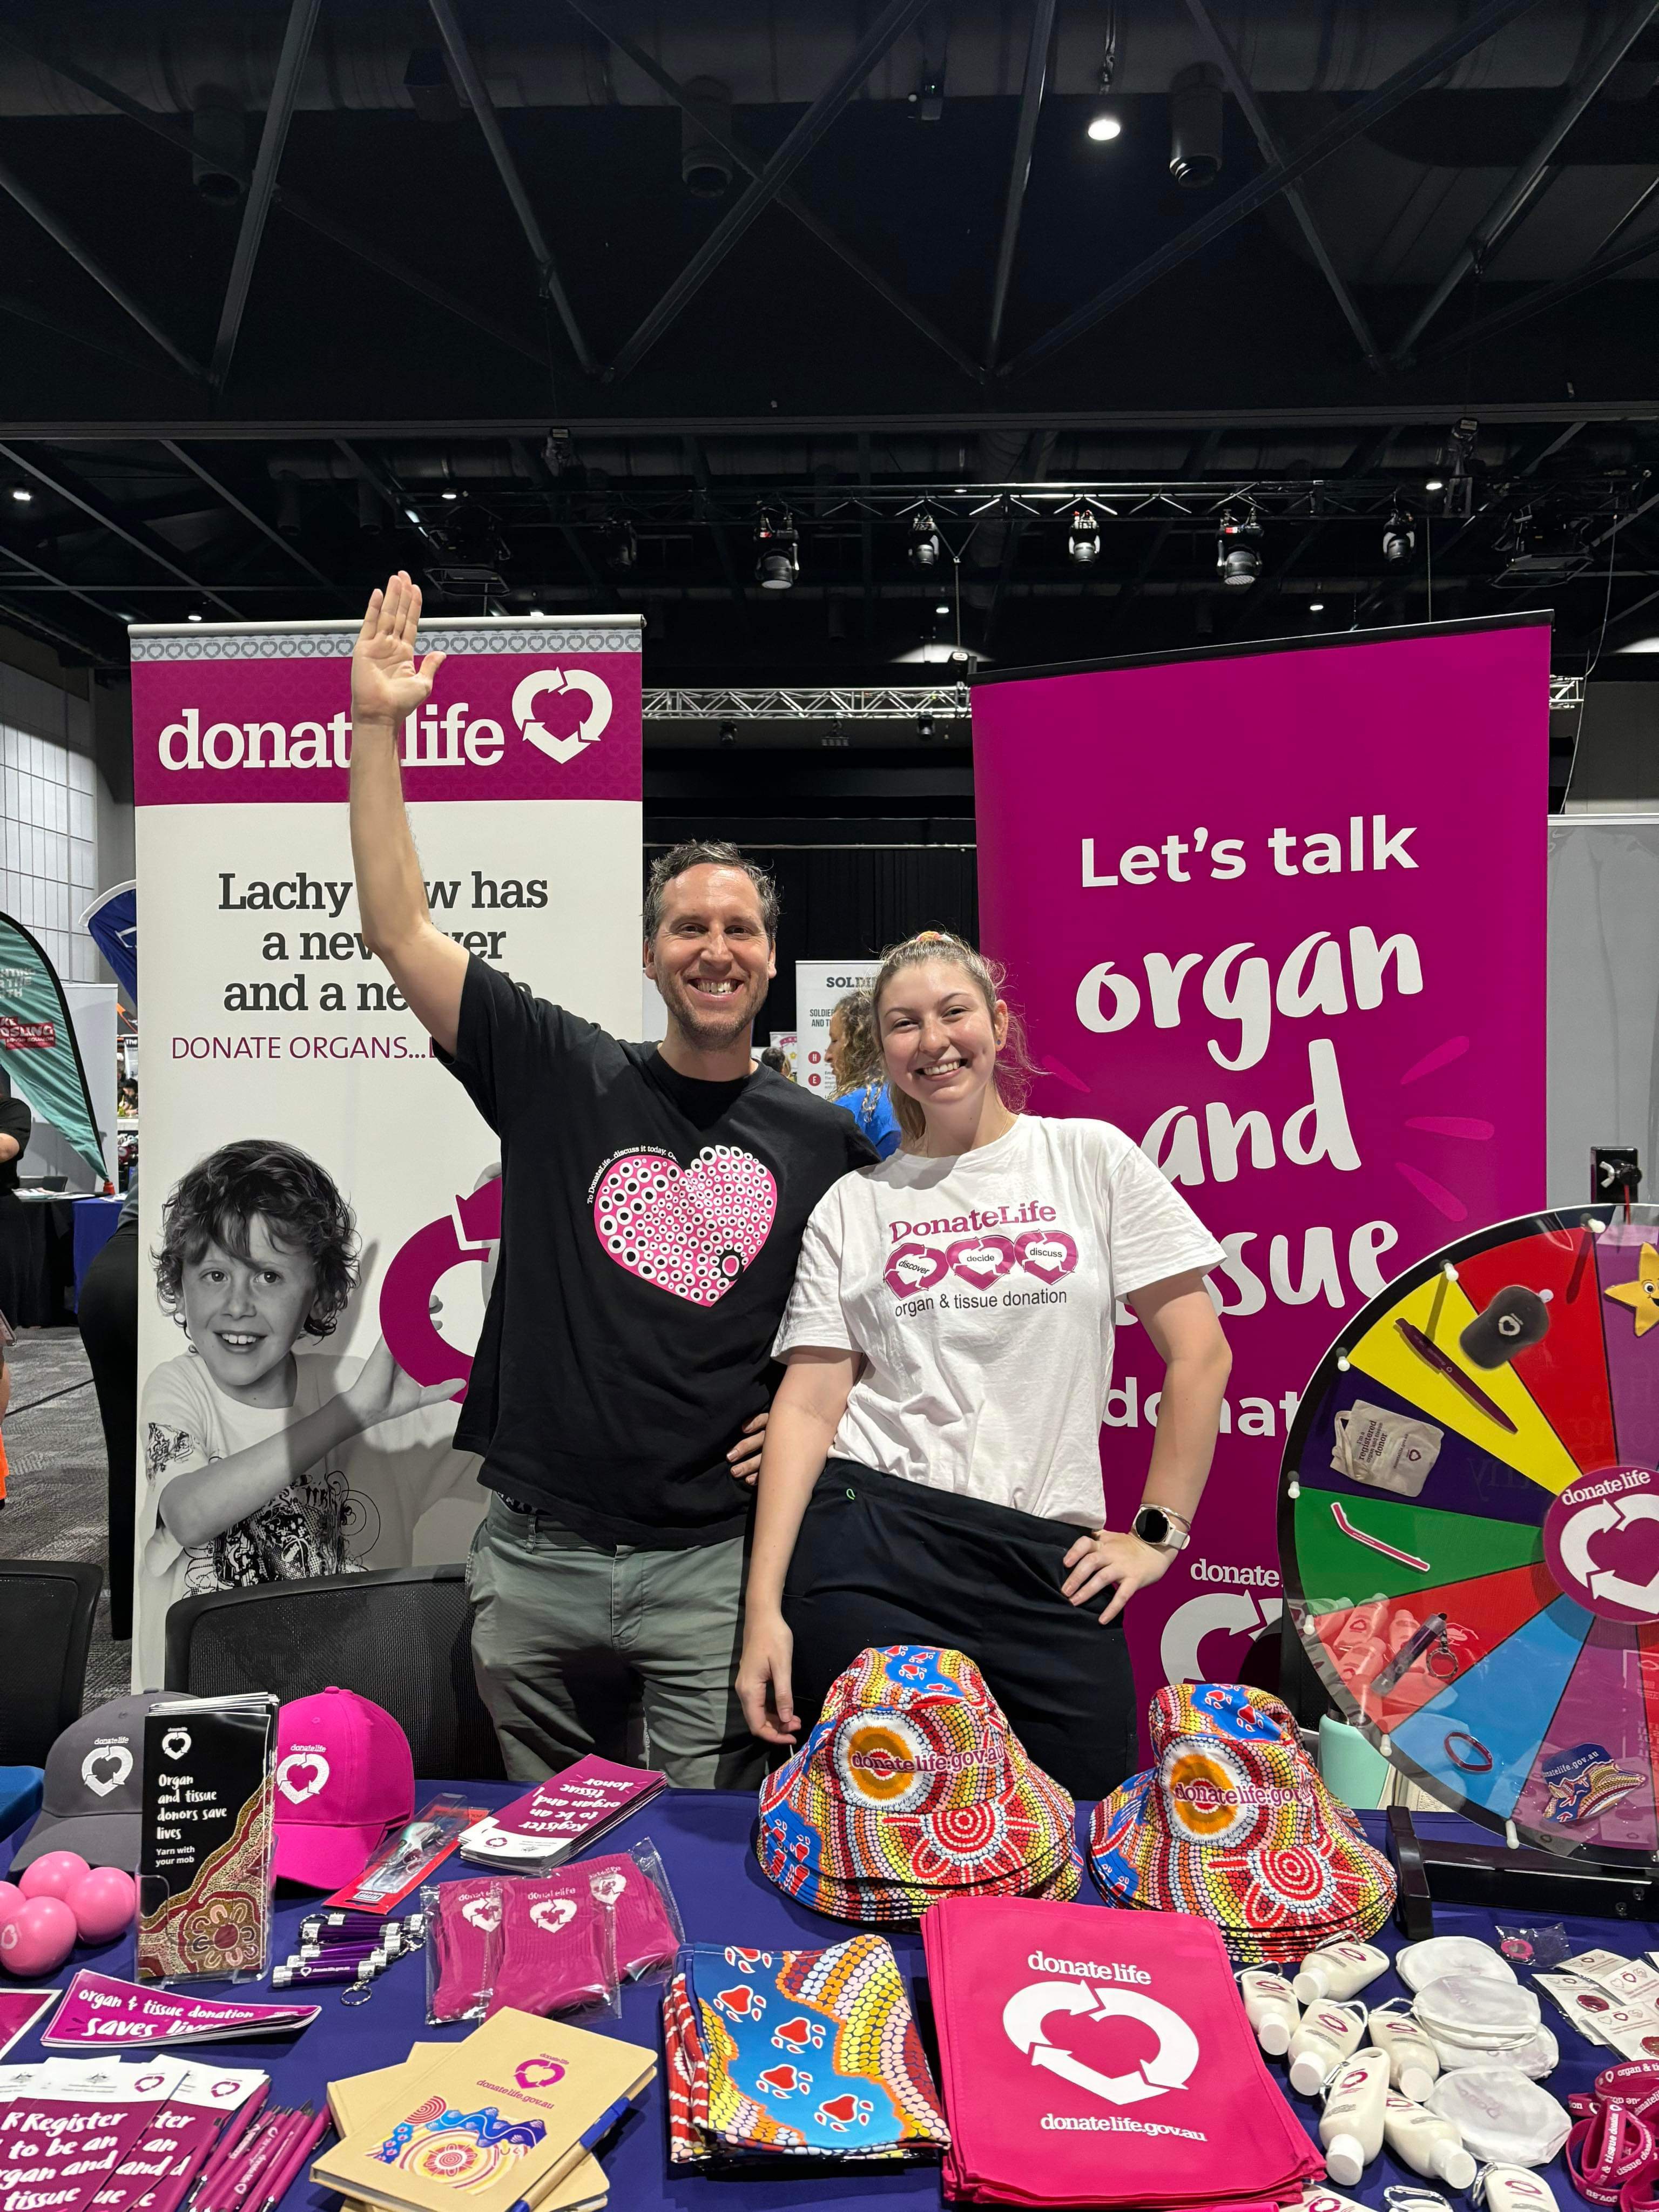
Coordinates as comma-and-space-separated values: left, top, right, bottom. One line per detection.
467, 1492, 765, 1789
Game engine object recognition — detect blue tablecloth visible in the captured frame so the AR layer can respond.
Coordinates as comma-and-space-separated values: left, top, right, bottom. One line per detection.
71, 1193, 124, 1299
0, 1789, 1627, 2210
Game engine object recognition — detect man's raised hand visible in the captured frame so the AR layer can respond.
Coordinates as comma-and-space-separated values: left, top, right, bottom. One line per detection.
352, 571, 446, 729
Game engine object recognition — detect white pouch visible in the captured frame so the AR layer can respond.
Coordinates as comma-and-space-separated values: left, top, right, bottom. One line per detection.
1332, 1402, 1444, 1495
1431, 2027, 1559, 2082
1414, 1976, 1540, 2042
1427, 2069, 1571, 2168
1397, 1939, 1517, 1994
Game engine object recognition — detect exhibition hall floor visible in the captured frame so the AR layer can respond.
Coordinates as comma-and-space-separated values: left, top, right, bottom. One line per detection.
1, 1327, 127, 1705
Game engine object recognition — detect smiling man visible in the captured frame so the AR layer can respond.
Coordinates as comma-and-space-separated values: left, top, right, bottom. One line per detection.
347, 575, 873, 1784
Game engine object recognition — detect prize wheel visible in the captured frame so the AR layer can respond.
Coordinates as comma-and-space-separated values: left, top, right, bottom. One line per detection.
1280, 1204, 1659, 1865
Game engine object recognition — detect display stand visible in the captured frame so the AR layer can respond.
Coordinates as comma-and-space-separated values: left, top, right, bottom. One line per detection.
1386, 1806, 1659, 1938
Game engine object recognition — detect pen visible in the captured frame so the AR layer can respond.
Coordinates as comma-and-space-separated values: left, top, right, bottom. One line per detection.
253, 2112, 331, 2212
1394, 1317, 1518, 1432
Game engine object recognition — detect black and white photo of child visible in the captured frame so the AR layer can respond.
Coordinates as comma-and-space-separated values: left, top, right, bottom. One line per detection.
136, 1137, 478, 1682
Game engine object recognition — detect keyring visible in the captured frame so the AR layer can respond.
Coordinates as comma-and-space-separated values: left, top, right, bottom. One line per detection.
1385, 2188, 1449, 2212
1445, 1730, 1493, 1773
340, 1979, 375, 2006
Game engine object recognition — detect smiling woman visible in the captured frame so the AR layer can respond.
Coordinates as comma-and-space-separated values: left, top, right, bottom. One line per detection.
737, 929, 1236, 1799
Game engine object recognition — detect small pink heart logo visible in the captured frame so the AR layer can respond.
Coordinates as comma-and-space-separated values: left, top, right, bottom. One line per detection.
884, 1243, 949, 1298
589, 1871, 627, 1906
592, 1144, 776, 1307
529, 1898, 577, 1936
1017, 1230, 1077, 1284
947, 1235, 1016, 1290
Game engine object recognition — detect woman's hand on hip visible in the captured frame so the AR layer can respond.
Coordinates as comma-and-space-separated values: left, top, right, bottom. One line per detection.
736, 1612, 800, 1747
1061, 1528, 1174, 1626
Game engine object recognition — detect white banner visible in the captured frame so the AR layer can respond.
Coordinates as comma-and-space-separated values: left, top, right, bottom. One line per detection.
129, 617, 642, 1688
793, 960, 880, 1094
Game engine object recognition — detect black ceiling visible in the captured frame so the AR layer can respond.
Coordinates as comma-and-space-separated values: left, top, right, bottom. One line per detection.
3, 0, 1659, 691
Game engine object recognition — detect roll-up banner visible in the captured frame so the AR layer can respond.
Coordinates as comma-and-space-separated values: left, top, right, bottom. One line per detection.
973, 616, 1549, 1718
129, 617, 642, 1690
0, 909, 106, 1186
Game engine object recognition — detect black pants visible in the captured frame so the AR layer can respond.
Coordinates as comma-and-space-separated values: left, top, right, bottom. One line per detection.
782, 1459, 1138, 1800
78, 1217, 139, 1641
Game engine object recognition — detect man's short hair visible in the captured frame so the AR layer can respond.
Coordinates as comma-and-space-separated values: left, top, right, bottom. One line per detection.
644, 840, 779, 943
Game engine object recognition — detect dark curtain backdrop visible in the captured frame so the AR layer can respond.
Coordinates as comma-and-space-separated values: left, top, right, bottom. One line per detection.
643, 842, 978, 1035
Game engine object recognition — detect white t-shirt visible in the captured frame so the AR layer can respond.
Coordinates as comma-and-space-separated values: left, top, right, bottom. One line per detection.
774, 1115, 1225, 1526
136, 1348, 481, 1689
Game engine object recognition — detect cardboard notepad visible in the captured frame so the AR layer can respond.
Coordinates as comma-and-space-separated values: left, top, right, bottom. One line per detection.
313, 2009, 649, 2212
327, 2047, 606, 2212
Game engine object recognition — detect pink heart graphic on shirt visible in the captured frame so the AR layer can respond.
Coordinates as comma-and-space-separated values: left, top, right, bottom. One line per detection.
1017, 1230, 1078, 1284
592, 1143, 777, 1307
946, 1235, 1017, 1290
884, 1243, 949, 1298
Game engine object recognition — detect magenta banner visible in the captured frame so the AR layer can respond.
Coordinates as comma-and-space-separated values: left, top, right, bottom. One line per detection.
973, 617, 1550, 1724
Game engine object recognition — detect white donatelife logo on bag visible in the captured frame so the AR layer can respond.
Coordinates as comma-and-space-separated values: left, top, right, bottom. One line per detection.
1002, 1979, 1199, 2107
511, 669, 612, 764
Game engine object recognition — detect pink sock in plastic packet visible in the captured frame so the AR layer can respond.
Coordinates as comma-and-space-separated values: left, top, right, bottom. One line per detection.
425, 1880, 502, 2025
577, 1843, 682, 1980
489, 1873, 617, 2020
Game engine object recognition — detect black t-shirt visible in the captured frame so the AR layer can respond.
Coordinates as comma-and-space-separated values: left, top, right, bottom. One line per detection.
0, 1097, 29, 1195
439, 955, 876, 1548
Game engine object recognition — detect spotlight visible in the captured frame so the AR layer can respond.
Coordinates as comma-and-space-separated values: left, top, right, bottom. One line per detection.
1216, 505, 1262, 589
917, 712, 936, 741
441, 488, 458, 501
719, 720, 737, 746
935, 602, 950, 617
1169, 63, 1223, 188
528, 608, 545, 618
754, 508, 798, 589
187, 610, 203, 622
909, 511, 941, 569
606, 520, 637, 572
1087, 112, 1122, 141
1424, 478, 1445, 493
9, 487, 31, 503
1067, 504, 1101, 564
1308, 600, 1325, 613
1382, 508, 1415, 563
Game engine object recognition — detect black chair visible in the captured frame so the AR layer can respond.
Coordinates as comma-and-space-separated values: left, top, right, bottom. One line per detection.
0, 1560, 102, 1763
164, 1564, 505, 1780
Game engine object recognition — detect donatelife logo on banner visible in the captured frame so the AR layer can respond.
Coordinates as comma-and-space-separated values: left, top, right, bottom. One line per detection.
129, 617, 641, 1689
972, 616, 1548, 1723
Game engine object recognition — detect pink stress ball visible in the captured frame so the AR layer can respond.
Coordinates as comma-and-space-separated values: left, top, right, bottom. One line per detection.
66, 1867, 136, 1945
0, 1883, 22, 1929
17, 1851, 90, 1903
0, 1897, 77, 1977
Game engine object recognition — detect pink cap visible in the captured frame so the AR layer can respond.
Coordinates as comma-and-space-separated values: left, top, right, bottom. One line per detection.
272, 1688, 414, 1890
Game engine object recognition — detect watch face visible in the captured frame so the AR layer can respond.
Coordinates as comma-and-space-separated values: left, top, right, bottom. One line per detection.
1136, 1508, 1170, 1546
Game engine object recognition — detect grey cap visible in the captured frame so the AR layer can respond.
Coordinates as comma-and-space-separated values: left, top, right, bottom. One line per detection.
11, 1691, 167, 1871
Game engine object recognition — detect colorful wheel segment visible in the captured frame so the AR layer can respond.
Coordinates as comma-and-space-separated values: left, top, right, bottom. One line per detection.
1280, 1204, 1659, 1865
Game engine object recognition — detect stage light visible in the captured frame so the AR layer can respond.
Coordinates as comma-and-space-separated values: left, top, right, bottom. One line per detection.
1087, 112, 1122, 141
1382, 509, 1415, 562
755, 509, 798, 588
404, 508, 420, 524
9, 487, 30, 503
935, 602, 950, 617
1309, 600, 1324, 613
528, 608, 545, 618
720, 720, 737, 746
917, 712, 936, 740
1169, 63, 1222, 188
1216, 505, 1262, 589
910, 511, 941, 569
607, 521, 637, 572
1067, 504, 1101, 564
1425, 477, 1445, 492
442, 488, 458, 501
187, 611, 203, 622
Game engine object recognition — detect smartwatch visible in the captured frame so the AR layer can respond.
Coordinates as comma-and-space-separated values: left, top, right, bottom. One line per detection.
1131, 1505, 1190, 1553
